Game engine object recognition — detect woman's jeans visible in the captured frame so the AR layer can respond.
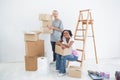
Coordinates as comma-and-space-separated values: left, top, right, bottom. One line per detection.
56, 54, 78, 73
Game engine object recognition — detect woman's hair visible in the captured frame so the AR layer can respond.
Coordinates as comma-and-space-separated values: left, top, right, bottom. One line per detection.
60, 30, 73, 41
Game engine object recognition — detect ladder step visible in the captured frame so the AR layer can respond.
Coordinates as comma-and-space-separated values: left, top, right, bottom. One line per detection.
77, 49, 83, 51
80, 9, 90, 12
78, 20, 93, 24
75, 35, 83, 37
79, 20, 93, 22
87, 36, 93, 37
75, 35, 93, 37
77, 29, 86, 31
74, 38, 84, 41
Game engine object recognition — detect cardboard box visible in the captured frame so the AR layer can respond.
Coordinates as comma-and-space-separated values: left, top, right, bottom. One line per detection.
55, 45, 72, 56
25, 40, 44, 57
68, 66, 81, 78
39, 14, 52, 21
40, 27, 53, 34
24, 31, 41, 41
42, 21, 52, 27
25, 56, 37, 71
37, 40, 44, 57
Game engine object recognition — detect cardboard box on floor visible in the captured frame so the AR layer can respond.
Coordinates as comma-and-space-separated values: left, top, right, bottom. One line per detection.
25, 56, 37, 71
25, 40, 44, 57
39, 14, 52, 21
55, 45, 72, 56
68, 66, 81, 78
24, 31, 41, 41
40, 27, 53, 34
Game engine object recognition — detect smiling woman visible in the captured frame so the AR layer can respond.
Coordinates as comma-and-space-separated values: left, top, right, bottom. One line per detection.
55, 30, 81, 76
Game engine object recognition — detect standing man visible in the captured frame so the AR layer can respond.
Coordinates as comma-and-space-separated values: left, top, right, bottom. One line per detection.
48, 10, 63, 63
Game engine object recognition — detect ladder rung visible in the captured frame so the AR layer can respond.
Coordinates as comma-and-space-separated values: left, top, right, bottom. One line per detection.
78, 20, 93, 22
77, 29, 86, 31
82, 22, 93, 25
74, 38, 84, 41
87, 36, 93, 37
76, 49, 84, 52
80, 9, 90, 12
75, 35, 93, 37
75, 35, 83, 37
78, 20, 93, 24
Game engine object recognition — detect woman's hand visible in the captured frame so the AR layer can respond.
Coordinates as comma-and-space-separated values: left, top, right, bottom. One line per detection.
66, 41, 74, 48
61, 44, 66, 49
64, 45, 70, 48
61, 44, 71, 49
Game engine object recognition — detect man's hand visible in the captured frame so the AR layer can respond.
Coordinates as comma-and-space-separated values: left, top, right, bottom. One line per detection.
47, 25, 62, 32
47, 26, 54, 30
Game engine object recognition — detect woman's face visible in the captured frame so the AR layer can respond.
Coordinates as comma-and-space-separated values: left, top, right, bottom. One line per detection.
63, 31, 70, 38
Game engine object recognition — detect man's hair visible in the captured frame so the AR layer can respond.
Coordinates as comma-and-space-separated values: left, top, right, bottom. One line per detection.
52, 10, 58, 14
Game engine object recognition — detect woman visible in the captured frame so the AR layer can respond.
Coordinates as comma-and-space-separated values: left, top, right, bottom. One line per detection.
48, 10, 63, 63
56, 30, 81, 76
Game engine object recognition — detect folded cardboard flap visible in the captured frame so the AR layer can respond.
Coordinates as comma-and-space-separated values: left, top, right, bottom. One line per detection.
24, 30, 41, 34
24, 32, 36, 34
31, 31, 41, 34
24, 34, 39, 41
24, 31, 41, 41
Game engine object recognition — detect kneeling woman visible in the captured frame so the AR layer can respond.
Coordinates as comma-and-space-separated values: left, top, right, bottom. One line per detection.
56, 30, 81, 76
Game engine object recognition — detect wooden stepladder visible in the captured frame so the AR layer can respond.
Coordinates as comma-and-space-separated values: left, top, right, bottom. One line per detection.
74, 9, 98, 67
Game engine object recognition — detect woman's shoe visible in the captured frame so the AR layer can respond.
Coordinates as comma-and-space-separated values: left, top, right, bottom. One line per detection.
77, 60, 82, 63
57, 73, 66, 77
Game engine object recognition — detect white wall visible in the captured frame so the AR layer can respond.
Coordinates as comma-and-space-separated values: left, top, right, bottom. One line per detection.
0, 0, 120, 62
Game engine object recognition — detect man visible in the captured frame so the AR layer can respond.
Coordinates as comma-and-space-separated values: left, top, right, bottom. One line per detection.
48, 10, 63, 63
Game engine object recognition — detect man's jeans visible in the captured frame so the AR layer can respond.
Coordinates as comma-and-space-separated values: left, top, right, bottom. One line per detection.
51, 42, 56, 61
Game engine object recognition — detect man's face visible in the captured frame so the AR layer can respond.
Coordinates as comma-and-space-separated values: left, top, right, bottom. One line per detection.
53, 12, 58, 17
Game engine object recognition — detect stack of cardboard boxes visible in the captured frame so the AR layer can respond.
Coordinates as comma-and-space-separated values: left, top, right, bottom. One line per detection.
39, 14, 53, 34
24, 31, 44, 71
24, 14, 53, 71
